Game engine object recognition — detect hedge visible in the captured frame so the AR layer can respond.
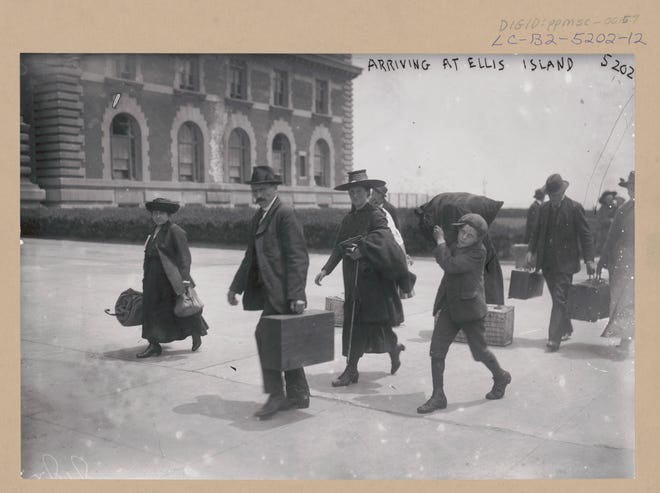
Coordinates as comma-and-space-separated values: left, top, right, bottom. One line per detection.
20, 206, 599, 260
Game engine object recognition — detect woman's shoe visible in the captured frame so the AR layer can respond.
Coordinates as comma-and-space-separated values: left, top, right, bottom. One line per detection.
191, 334, 202, 352
136, 343, 162, 358
390, 344, 406, 375
331, 367, 359, 387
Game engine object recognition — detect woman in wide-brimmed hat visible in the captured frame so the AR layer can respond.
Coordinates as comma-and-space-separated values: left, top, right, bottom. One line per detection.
137, 198, 208, 358
314, 170, 410, 386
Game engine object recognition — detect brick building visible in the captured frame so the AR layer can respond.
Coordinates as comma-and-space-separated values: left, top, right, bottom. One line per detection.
20, 54, 362, 208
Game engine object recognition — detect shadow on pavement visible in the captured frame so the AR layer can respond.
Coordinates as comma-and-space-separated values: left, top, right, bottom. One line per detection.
102, 346, 195, 362
306, 371, 390, 395
407, 330, 433, 344
172, 394, 313, 431
354, 391, 487, 416
553, 342, 631, 362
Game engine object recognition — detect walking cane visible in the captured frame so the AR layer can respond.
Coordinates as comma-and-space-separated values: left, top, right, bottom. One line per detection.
346, 258, 359, 366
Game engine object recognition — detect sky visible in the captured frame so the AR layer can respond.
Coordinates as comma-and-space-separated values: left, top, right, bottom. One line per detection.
352, 54, 635, 209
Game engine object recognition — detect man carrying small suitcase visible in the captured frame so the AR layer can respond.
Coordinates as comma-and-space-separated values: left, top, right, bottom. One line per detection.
526, 174, 596, 352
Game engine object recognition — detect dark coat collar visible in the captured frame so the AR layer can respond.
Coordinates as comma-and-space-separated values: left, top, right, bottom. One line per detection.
255, 196, 282, 236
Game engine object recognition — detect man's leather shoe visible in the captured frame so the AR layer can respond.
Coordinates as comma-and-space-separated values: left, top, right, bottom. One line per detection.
417, 392, 448, 413
191, 334, 202, 352
286, 394, 310, 409
331, 367, 359, 387
546, 341, 560, 352
390, 344, 406, 375
254, 394, 287, 419
136, 343, 162, 358
486, 370, 511, 400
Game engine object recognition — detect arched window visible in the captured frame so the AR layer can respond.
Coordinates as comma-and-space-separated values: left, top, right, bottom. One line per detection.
272, 134, 291, 185
178, 122, 204, 182
111, 113, 141, 180
314, 139, 330, 187
228, 128, 251, 183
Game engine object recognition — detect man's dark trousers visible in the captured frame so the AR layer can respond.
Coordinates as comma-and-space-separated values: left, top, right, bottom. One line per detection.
542, 269, 574, 344
255, 299, 309, 398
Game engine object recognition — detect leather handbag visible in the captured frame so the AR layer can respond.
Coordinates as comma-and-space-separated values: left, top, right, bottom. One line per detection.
174, 285, 204, 318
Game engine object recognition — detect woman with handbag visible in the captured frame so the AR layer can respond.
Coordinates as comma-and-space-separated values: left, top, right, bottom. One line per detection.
137, 198, 208, 358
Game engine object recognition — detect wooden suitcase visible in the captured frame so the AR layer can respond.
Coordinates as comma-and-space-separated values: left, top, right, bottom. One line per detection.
257, 309, 335, 371
511, 244, 529, 269
508, 270, 544, 300
455, 304, 515, 346
568, 279, 610, 322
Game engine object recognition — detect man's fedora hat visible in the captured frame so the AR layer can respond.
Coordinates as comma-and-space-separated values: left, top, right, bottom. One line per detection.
334, 169, 386, 191
598, 190, 618, 205
619, 171, 635, 188
145, 197, 180, 214
452, 213, 489, 238
246, 166, 283, 185
543, 173, 569, 195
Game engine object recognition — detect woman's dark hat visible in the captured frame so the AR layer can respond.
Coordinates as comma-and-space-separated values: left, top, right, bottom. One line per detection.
246, 166, 282, 185
334, 169, 386, 191
598, 190, 618, 205
533, 188, 545, 200
145, 197, 180, 214
543, 173, 569, 195
619, 171, 635, 188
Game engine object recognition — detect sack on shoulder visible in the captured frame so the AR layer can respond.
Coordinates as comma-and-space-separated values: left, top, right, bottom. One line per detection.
174, 285, 204, 318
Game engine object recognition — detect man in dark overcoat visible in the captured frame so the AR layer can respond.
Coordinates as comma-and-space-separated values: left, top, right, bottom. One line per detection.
527, 173, 596, 352
227, 166, 310, 419
525, 188, 545, 244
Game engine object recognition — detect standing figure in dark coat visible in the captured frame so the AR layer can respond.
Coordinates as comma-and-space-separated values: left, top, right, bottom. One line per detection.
371, 184, 401, 230
416, 192, 505, 307
315, 170, 409, 387
597, 171, 635, 352
525, 188, 545, 244
594, 190, 620, 255
418, 214, 511, 414
527, 174, 596, 352
228, 166, 310, 419
138, 198, 208, 358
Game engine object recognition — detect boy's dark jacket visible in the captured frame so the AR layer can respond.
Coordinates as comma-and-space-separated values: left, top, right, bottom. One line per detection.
433, 240, 488, 323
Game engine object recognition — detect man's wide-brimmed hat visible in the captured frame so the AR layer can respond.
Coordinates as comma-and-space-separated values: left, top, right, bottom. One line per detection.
533, 188, 545, 200
334, 169, 386, 191
543, 173, 569, 195
246, 166, 282, 185
619, 171, 635, 188
598, 190, 618, 205
145, 197, 180, 214
452, 213, 489, 238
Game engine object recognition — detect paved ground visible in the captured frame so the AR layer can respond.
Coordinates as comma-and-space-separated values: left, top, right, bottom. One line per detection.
20, 238, 634, 479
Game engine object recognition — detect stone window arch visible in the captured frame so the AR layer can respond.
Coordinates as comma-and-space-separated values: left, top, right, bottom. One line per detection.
227, 128, 251, 183
266, 119, 297, 186
170, 105, 210, 182
314, 139, 330, 187
308, 125, 335, 187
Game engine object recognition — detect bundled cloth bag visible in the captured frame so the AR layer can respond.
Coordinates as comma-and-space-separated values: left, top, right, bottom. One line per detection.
105, 288, 143, 326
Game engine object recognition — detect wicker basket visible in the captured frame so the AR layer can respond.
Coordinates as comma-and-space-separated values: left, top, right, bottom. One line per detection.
455, 304, 514, 346
325, 296, 344, 327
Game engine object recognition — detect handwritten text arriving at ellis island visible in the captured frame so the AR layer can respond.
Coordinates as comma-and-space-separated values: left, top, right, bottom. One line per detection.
367, 57, 575, 73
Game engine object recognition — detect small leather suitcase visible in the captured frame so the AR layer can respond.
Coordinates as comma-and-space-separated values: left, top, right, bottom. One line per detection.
511, 244, 529, 269
568, 278, 610, 322
257, 309, 335, 371
508, 270, 544, 300
455, 304, 515, 346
